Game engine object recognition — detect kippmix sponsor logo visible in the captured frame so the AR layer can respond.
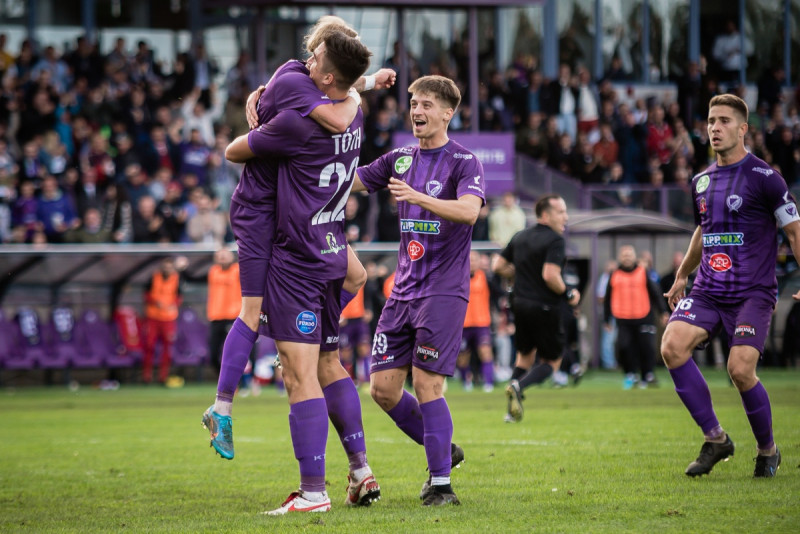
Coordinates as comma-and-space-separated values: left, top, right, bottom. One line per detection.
698, 197, 707, 214
408, 240, 425, 261
453, 153, 473, 160
734, 324, 756, 337
708, 253, 732, 272
321, 232, 346, 255
752, 166, 773, 177
426, 180, 443, 197
401, 219, 441, 234
259, 311, 268, 325
296, 311, 318, 334
416, 344, 440, 362
726, 194, 742, 212
702, 233, 744, 247
696, 175, 710, 193
394, 155, 413, 174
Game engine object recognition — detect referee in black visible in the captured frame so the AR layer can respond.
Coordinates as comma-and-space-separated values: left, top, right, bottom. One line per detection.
491, 194, 580, 422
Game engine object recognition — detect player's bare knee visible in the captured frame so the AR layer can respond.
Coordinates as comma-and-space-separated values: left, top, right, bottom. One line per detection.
660, 331, 686, 368
727, 360, 756, 391
369, 382, 396, 411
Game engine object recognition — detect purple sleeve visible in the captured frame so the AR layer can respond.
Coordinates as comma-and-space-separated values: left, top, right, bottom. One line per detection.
357, 152, 396, 193
270, 72, 331, 117
454, 157, 486, 206
247, 111, 309, 157
763, 172, 792, 212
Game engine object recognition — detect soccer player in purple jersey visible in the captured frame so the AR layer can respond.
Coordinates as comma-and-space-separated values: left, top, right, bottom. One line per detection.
202, 15, 395, 464
226, 32, 374, 515
661, 94, 800, 478
351, 75, 485, 506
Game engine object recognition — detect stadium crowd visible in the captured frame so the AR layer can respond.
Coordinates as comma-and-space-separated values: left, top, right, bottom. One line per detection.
2, 30, 800, 245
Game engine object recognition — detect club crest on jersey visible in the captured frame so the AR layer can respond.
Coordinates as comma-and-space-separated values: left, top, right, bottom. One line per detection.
426, 180, 443, 197
321, 232, 346, 255
401, 219, 440, 234
296, 311, 318, 334
408, 240, 425, 261
698, 197, 707, 214
394, 156, 412, 174
709, 253, 732, 272
696, 175, 710, 193
727, 195, 742, 212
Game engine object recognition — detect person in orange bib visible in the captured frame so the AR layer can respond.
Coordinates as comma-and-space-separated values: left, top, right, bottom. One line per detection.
456, 250, 495, 392
142, 256, 183, 383
339, 284, 372, 383
603, 245, 668, 389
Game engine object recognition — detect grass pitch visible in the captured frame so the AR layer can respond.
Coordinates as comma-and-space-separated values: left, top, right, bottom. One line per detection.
2, 368, 799, 533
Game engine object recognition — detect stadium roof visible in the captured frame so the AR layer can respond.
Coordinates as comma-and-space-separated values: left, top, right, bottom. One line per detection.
565, 210, 695, 236
205, 0, 542, 6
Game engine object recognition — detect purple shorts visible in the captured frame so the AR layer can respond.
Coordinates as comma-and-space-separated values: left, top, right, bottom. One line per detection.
340, 317, 371, 349
370, 295, 468, 377
258, 262, 343, 349
460, 326, 492, 353
229, 198, 275, 297
668, 291, 775, 353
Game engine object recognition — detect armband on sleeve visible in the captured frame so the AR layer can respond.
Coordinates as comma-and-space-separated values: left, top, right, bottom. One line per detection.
775, 202, 800, 227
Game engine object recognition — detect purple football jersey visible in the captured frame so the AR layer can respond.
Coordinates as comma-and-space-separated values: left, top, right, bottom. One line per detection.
231, 60, 333, 208
357, 140, 486, 301
691, 153, 796, 299
248, 108, 364, 279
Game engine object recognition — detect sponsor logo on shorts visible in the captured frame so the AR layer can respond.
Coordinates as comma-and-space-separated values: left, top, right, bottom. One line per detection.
708, 253, 732, 272
726, 194, 742, 212
695, 175, 710, 193
401, 219, 440, 234
426, 180, 443, 197
296, 311, 318, 334
408, 240, 425, 261
259, 311, 268, 325
416, 344, 440, 362
702, 233, 744, 247
735, 324, 756, 337
698, 197, 707, 214
752, 166, 774, 177
453, 153, 473, 160
325, 336, 339, 344
321, 232, 346, 255
678, 311, 697, 321
394, 156, 413, 174
372, 354, 395, 367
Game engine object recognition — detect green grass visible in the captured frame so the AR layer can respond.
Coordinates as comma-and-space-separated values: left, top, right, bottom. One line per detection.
2, 369, 799, 533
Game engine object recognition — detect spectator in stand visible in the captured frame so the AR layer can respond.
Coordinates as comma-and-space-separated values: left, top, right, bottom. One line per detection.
74, 166, 102, 217
677, 60, 703, 127
769, 126, 799, 184
37, 175, 79, 242
576, 65, 600, 141
81, 132, 115, 187
0, 33, 14, 78
141, 124, 180, 176
488, 191, 527, 247
186, 189, 226, 247
516, 111, 548, 162
207, 132, 240, 214
148, 166, 174, 202
121, 163, 152, 208
572, 133, 602, 183
593, 122, 619, 177
180, 87, 222, 148
113, 133, 141, 182
132, 194, 169, 243
668, 166, 694, 223
178, 128, 212, 186
616, 106, 649, 183
640, 167, 664, 212
99, 182, 133, 243
11, 180, 39, 242
545, 63, 579, 143
156, 181, 188, 243
670, 118, 695, 175
646, 104, 675, 171
31, 45, 71, 94
65, 207, 111, 243
711, 19, 753, 85
526, 70, 545, 116
18, 141, 47, 183
549, 132, 575, 175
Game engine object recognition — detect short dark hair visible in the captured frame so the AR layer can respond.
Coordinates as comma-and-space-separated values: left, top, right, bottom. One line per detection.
709, 94, 749, 123
535, 194, 562, 218
408, 75, 461, 111
322, 32, 372, 90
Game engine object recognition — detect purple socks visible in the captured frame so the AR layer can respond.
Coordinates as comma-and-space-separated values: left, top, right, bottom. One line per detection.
481, 361, 494, 386
669, 358, 721, 436
740, 381, 774, 451
386, 390, 424, 444
216, 318, 257, 402
420, 398, 453, 478
323, 378, 368, 471
289, 398, 328, 493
